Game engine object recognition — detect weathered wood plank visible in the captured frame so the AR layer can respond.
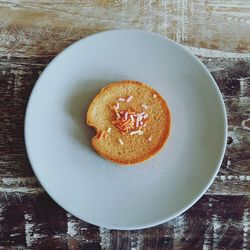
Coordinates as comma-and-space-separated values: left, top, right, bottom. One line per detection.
0, 192, 249, 249
0, 57, 46, 178
0, 1, 249, 248
204, 58, 250, 196
0, 0, 249, 57
0, 192, 100, 249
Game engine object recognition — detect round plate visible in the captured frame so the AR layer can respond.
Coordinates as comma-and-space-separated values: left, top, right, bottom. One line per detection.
25, 30, 227, 230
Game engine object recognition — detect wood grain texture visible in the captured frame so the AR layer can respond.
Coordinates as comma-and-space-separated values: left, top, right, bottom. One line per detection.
0, 0, 249, 249
0, 0, 250, 57
0, 193, 249, 249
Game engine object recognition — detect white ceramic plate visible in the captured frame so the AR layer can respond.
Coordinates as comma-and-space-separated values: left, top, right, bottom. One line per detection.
25, 30, 227, 230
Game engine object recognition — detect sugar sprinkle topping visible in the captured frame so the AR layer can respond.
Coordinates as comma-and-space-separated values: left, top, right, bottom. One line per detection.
98, 131, 107, 139
112, 107, 149, 133
130, 130, 144, 135
130, 115, 134, 122
124, 112, 128, 121
126, 95, 133, 102
118, 98, 126, 102
111, 96, 150, 143
114, 103, 120, 109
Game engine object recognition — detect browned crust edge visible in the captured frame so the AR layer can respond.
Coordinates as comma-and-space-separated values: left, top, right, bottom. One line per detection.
86, 80, 171, 165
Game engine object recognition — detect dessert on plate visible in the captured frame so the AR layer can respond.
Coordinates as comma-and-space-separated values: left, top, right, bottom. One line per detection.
86, 80, 171, 165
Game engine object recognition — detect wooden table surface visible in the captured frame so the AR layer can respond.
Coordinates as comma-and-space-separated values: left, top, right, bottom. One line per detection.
0, 1, 249, 249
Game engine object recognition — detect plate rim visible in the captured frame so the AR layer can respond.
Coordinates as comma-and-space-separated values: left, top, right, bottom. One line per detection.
24, 29, 228, 230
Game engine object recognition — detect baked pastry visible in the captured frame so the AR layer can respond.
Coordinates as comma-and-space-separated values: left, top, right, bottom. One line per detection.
86, 80, 171, 165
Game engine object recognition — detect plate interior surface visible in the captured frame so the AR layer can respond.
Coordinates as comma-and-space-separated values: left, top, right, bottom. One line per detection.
25, 30, 227, 229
